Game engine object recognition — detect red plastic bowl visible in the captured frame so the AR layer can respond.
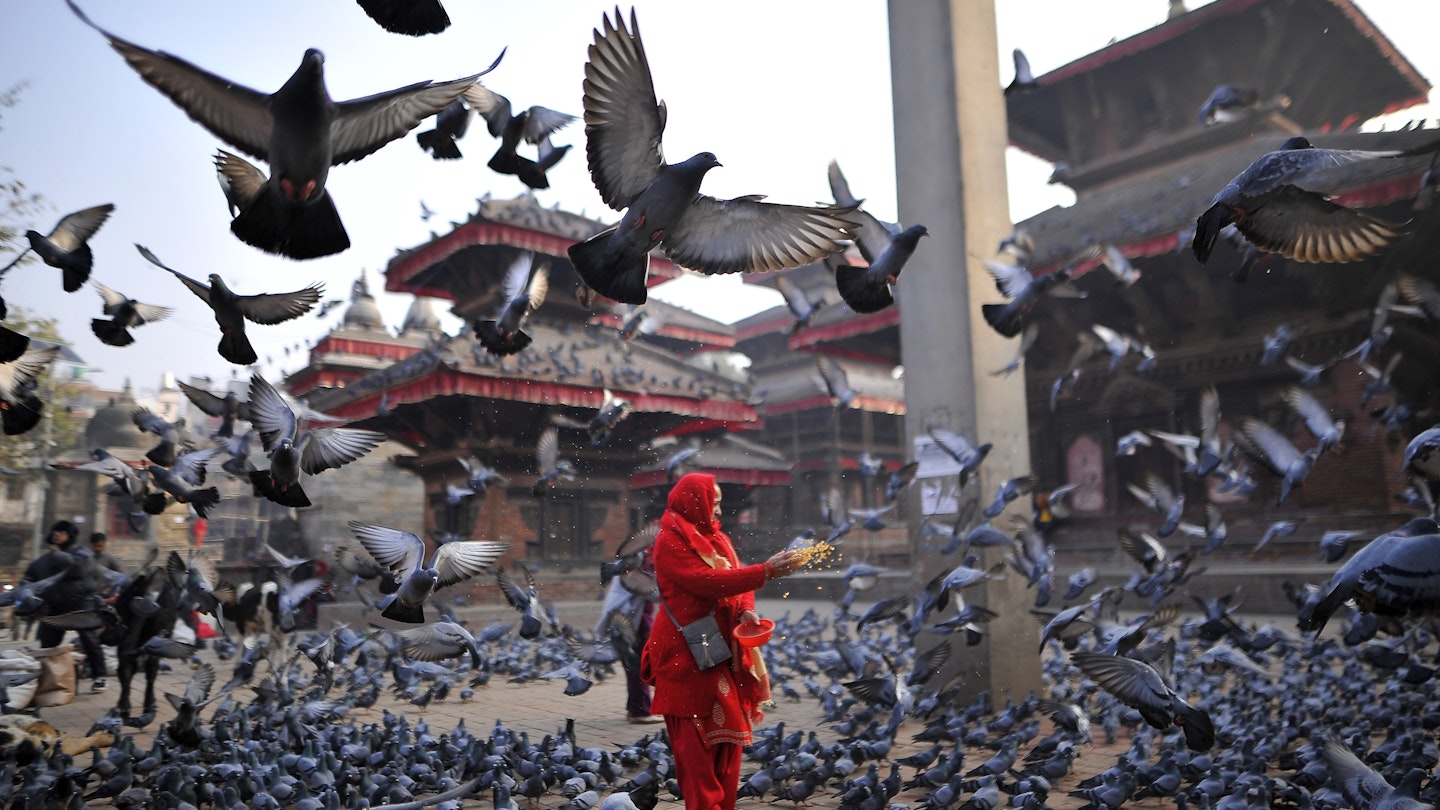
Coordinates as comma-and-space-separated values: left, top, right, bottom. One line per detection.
735, 618, 775, 647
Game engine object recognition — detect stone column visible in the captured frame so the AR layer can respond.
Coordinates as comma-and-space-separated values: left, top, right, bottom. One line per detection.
889, 0, 1043, 702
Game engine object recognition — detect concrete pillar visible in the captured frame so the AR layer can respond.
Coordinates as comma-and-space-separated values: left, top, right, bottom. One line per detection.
889, 0, 1043, 703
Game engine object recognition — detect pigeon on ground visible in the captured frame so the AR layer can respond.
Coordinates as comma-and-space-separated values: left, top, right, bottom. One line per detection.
1071, 651, 1215, 751
1192, 136, 1424, 265
474, 252, 549, 357
826, 160, 928, 313
567, 8, 856, 304
0, 203, 114, 291
1, 343, 60, 435
140, 245, 322, 365
69, 0, 499, 258
349, 521, 506, 624
90, 281, 172, 347
464, 83, 577, 189
246, 373, 385, 507
355, 0, 450, 35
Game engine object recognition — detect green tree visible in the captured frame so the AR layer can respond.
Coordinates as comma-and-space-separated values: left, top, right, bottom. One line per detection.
0, 309, 84, 473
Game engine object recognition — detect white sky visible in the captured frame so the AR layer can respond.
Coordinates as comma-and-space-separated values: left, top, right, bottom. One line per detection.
0, 1, 1434, 396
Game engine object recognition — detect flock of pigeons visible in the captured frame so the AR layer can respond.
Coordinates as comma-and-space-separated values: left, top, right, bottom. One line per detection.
6, 3, 1440, 809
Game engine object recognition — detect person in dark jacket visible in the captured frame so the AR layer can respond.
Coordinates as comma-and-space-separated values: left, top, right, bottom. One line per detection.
640, 474, 805, 810
22, 520, 109, 691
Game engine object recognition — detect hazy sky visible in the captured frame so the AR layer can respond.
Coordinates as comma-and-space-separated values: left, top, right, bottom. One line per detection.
1, 1, 1434, 396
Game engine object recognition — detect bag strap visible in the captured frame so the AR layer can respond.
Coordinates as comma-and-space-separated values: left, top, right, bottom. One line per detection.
654, 584, 714, 630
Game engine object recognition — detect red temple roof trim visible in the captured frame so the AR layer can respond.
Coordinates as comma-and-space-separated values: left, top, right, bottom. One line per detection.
659, 419, 762, 438
789, 307, 901, 351
629, 469, 790, 489
386, 222, 680, 300
763, 395, 905, 417
324, 369, 757, 424
310, 336, 423, 361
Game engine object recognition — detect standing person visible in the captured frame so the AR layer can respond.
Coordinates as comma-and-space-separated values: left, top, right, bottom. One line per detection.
641, 473, 805, 810
21, 520, 109, 691
596, 549, 659, 724
90, 533, 124, 593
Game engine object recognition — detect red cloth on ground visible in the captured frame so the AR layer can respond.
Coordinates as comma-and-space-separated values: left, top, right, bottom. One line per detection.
666, 713, 742, 810
641, 473, 770, 746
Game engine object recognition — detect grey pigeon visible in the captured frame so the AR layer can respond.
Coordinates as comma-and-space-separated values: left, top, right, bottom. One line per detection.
826, 160, 928, 314
1320, 737, 1431, 810
775, 274, 825, 334
394, 621, 483, 669
1299, 518, 1440, 634
355, 0, 450, 36
566, 8, 856, 304
1283, 385, 1345, 454
464, 83, 577, 189
177, 380, 249, 439
1404, 426, 1440, 516
349, 521, 506, 624
247, 373, 384, 507
0, 203, 114, 291
474, 252, 549, 357
531, 426, 577, 496
69, 0, 500, 258
1252, 519, 1298, 554
90, 281, 172, 347
1192, 136, 1421, 265
981, 259, 1084, 338
1071, 651, 1214, 751
817, 356, 857, 410
140, 245, 322, 365
1239, 416, 1319, 505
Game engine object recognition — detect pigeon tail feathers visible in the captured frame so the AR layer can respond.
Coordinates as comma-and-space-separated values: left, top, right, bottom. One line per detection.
474, 322, 532, 357
217, 327, 258, 366
249, 469, 312, 508
230, 187, 350, 261
186, 486, 221, 519
1, 393, 43, 435
417, 128, 462, 160
568, 229, 650, 305
1192, 203, 1230, 264
61, 245, 93, 292
91, 319, 134, 347
981, 303, 1025, 338
379, 594, 426, 624
834, 264, 894, 314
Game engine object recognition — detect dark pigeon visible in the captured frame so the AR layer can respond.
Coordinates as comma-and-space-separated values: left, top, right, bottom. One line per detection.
1071, 651, 1215, 751
0, 203, 114, 291
247, 373, 385, 508
826, 160, 928, 314
415, 98, 473, 160
567, 8, 856, 304
474, 252, 549, 357
69, 0, 500, 259
1, 344, 60, 436
91, 281, 172, 347
140, 244, 322, 365
355, 0, 450, 36
464, 83, 577, 188
1197, 84, 1260, 125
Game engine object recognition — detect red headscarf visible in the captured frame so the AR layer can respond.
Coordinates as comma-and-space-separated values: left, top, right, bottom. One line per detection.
662, 473, 732, 570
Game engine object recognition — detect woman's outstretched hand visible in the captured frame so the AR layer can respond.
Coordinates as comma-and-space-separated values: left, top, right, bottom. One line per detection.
765, 549, 805, 579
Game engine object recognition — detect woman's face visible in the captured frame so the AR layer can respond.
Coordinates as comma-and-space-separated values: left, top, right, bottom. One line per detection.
713, 484, 722, 520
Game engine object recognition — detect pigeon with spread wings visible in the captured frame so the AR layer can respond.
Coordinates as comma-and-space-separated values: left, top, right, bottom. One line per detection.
140, 245, 322, 366
464, 83, 577, 189
68, 0, 500, 259
0, 204, 114, 292
90, 281, 172, 347
247, 373, 384, 508
1, 343, 60, 436
567, 8, 856, 304
474, 252, 549, 357
349, 521, 506, 624
775, 274, 825, 335
826, 160, 927, 314
816, 356, 857, 410
1071, 651, 1214, 751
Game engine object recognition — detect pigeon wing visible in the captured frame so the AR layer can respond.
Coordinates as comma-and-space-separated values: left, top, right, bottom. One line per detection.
396, 623, 471, 661
1281, 386, 1334, 438
664, 196, 856, 276
433, 541, 508, 590
845, 208, 901, 266
1234, 184, 1403, 264
170, 447, 220, 485
984, 261, 1034, 300
525, 261, 550, 313
615, 524, 659, 559
775, 275, 813, 320
47, 204, 115, 253
816, 356, 850, 400
581, 7, 667, 210
1240, 417, 1301, 473
246, 374, 298, 452
536, 426, 559, 473
330, 53, 504, 165
462, 83, 512, 137
1322, 738, 1399, 808
67, 1, 274, 160
184, 663, 216, 706
235, 284, 325, 325
177, 381, 228, 417
297, 427, 384, 474
520, 105, 577, 144
347, 521, 424, 579
1071, 652, 1171, 714
138, 245, 212, 305
496, 568, 531, 611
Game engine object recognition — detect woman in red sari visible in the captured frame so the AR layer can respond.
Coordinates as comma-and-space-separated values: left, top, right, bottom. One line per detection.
641, 473, 805, 809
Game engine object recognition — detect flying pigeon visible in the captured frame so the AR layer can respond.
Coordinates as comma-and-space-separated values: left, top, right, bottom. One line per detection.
464, 83, 577, 189
140, 245, 322, 365
0, 203, 114, 291
1197, 84, 1260, 125
1239, 416, 1319, 505
355, 0, 450, 36
1404, 426, 1440, 516
498, 566, 544, 639
177, 380, 249, 439
532, 426, 576, 497
1, 343, 60, 435
775, 274, 825, 335
1004, 48, 1038, 95
246, 373, 385, 508
90, 281, 172, 347
1299, 518, 1440, 634
414, 98, 473, 160
474, 252, 549, 357
146, 448, 222, 519
826, 160, 927, 314
1282, 385, 1345, 454
1319, 736, 1431, 810
566, 8, 856, 304
349, 521, 506, 624
1192, 136, 1423, 265
981, 260, 1084, 338
69, 0, 500, 259
1071, 651, 1215, 751
588, 389, 632, 445
0, 325, 27, 365
816, 356, 857, 410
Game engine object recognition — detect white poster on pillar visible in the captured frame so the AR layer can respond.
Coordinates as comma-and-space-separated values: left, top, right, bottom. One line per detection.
914, 436, 962, 515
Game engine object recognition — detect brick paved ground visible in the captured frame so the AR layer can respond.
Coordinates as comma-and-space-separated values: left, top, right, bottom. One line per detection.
2, 598, 1216, 809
